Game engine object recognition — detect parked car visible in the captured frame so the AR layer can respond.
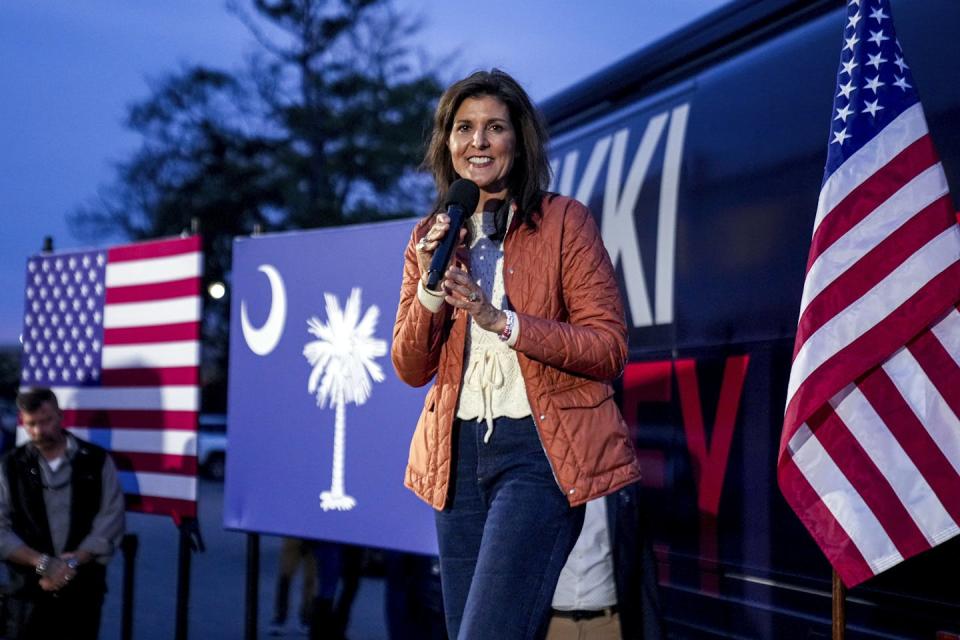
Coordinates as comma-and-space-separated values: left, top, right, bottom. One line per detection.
198, 413, 227, 480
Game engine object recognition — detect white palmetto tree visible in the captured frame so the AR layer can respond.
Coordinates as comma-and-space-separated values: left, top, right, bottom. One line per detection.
303, 288, 386, 511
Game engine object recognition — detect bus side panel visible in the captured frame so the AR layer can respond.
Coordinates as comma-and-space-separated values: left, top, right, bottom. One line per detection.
548, 0, 960, 636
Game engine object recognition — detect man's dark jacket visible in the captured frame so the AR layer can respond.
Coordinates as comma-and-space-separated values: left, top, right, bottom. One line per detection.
1, 437, 107, 596
607, 482, 665, 640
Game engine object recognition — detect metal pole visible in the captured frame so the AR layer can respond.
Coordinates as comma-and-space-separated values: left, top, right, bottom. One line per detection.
832, 569, 846, 639
121, 534, 139, 640
245, 533, 260, 640
175, 518, 199, 640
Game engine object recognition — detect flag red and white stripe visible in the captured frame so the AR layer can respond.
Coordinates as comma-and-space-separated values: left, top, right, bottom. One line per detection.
19, 236, 202, 521
779, 0, 960, 587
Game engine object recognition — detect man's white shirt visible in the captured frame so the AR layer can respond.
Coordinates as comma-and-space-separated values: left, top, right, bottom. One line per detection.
552, 497, 618, 610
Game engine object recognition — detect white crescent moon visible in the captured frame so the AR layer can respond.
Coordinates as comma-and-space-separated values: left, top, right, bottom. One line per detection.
241, 265, 287, 356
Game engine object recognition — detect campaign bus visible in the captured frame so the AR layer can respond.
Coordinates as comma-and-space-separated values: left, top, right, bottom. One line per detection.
537, 0, 959, 636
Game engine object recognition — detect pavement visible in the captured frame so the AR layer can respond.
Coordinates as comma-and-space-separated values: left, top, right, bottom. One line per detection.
99, 479, 388, 640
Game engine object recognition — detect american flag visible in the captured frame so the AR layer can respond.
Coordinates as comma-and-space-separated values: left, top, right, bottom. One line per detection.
19, 236, 203, 521
778, 0, 960, 587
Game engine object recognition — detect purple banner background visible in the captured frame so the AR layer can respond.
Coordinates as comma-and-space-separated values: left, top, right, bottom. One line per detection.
224, 219, 438, 555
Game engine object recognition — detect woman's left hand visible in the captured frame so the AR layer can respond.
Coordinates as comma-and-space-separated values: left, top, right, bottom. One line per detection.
443, 267, 507, 334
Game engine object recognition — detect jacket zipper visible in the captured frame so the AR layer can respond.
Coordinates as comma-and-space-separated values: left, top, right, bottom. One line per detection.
501, 222, 567, 497
532, 411, 565, 495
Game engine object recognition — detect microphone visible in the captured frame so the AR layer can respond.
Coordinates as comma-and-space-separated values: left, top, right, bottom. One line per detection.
425, 179, 480, 291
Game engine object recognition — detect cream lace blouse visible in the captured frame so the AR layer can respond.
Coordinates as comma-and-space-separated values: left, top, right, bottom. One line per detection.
454, 212, 532, 441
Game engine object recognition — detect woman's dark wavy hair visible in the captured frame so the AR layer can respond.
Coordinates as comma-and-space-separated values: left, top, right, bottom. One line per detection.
423, 69, 551, 226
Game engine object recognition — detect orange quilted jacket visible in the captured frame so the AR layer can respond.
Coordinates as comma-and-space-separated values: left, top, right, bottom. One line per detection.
391, 193, 641, 509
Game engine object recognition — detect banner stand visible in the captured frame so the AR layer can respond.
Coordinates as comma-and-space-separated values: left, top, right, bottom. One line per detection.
244, 533, 261, 640
176, 518, 204, 640
832, 570, 845, 640
240, 225, 264, 640
121, 534, 139, 640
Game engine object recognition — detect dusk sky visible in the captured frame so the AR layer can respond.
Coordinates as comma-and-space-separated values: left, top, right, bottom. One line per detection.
0, 0, 729, 345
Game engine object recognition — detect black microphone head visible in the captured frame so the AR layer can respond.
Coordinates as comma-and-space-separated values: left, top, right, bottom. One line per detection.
445, 179, 480, 214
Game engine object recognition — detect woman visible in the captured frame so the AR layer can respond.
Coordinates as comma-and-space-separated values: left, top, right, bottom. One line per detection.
392, 69, 640, 640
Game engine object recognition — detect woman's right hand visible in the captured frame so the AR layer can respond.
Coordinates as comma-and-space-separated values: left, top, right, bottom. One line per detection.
415, 213, 467, 284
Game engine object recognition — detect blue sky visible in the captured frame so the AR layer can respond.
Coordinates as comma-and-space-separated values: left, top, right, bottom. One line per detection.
0, 0, 728, 345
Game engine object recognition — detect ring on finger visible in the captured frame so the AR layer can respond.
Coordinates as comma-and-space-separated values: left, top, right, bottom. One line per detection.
416, 237, 428, 251
468, 291, 479, 303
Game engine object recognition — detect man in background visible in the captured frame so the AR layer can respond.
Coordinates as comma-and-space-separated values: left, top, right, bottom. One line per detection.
0, 387, 125, 639
269, 537, 316, 635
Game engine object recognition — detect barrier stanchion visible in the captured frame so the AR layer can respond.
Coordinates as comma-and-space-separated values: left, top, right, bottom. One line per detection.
175, 518, 204, 640
245, 533, 260, 640
121, 534, 139, 640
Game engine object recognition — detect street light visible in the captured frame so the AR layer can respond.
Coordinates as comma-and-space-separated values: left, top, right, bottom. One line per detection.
208, 281, 226, 300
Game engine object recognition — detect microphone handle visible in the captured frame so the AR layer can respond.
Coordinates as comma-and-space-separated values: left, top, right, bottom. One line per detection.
425, 205, 466, 291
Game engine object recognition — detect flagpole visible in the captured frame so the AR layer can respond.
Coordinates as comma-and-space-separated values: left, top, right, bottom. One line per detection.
175, 517, 204, 640
832, 570, 846, 639
175, 216, 204, 640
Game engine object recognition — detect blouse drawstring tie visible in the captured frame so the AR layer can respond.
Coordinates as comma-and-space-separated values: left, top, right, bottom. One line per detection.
464, 349, 506, 443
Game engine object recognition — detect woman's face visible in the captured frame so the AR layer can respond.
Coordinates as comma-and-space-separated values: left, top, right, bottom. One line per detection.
447, 95, 516, 200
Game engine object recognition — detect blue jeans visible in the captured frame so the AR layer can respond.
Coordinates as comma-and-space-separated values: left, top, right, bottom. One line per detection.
435, 417, 585, 640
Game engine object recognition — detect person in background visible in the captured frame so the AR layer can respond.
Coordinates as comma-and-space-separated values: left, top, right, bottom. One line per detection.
392, 68, 641, 640
269, 537, 316, 635
309, 541, 364, 640
0, 387, 125, 639
548, 483, 664, 640
384, 551, 447, 640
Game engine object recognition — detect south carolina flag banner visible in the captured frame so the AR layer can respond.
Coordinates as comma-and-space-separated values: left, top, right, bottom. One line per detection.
19, 236, 203, 521
778, 0, 960, 587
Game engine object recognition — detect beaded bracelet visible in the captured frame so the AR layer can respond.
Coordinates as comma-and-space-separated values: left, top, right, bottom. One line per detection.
498, 310, 516, 342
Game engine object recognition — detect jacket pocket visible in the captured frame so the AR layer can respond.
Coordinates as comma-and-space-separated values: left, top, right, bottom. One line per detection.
423, 385, 437, 412
551, 380, 613, 410
407, 390, 436, 477
549, 380, 635, 478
